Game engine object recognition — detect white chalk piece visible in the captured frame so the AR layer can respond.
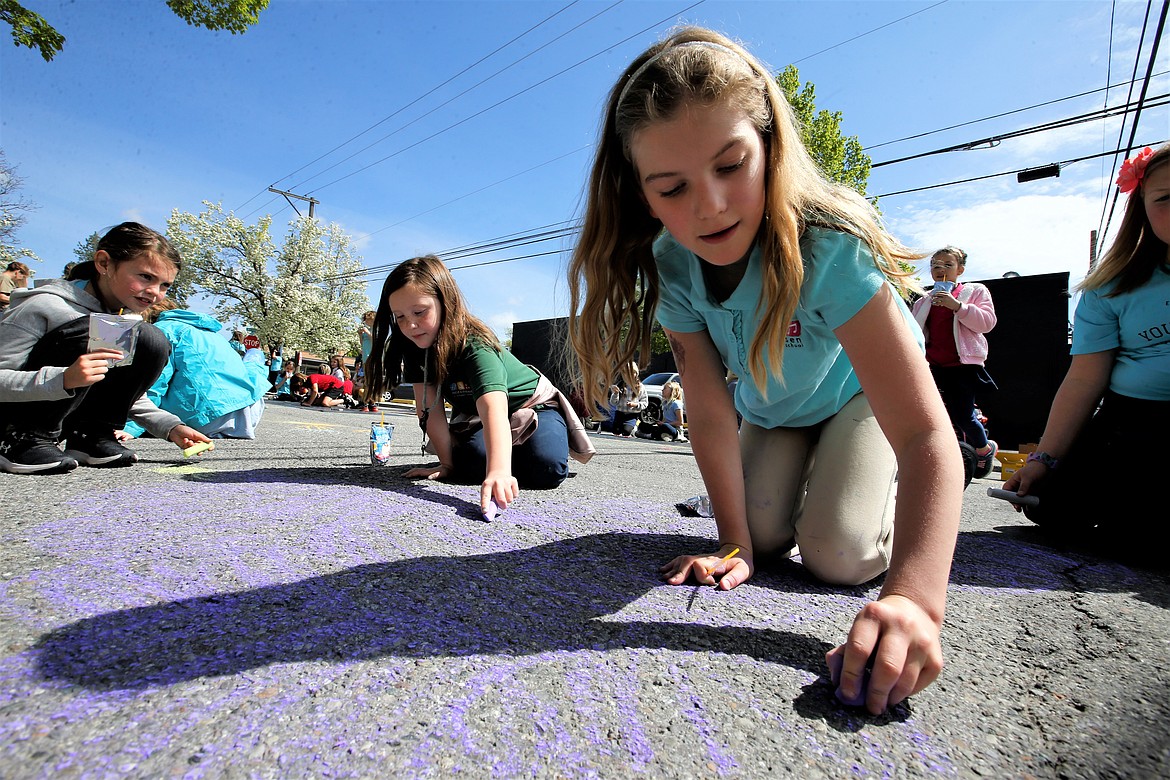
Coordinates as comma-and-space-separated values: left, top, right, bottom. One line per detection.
986, 487, 1039, 507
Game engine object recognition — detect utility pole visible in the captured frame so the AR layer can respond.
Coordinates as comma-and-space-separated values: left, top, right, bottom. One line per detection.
268, 187, 319, 218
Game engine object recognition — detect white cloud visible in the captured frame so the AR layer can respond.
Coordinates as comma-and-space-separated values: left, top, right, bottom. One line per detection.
487, 311, 518, 338
891, 192, 1100, 285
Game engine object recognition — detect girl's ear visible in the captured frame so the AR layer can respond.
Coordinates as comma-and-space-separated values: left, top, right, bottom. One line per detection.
94, 250, 112, 276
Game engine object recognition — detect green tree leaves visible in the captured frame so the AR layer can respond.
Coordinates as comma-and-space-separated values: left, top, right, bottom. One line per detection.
165, 0, 270, 34
3, 0, 268, 61
0, 1, 64, 62
777, 65, 872, 196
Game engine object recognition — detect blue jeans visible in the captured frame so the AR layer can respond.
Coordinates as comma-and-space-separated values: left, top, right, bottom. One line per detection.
930, 363, 994, 449
451, 408, 569, 489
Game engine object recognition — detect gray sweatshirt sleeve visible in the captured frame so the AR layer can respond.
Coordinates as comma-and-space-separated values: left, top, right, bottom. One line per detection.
127, 393, 184, 440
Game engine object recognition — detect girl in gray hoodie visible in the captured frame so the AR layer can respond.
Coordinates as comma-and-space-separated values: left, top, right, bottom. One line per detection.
0, 222, 210, 474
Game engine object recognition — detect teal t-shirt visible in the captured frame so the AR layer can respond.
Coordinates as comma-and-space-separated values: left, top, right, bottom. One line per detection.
654, 226, 923, 428
1071, 266, 1170, 401
403, 338, 539, 417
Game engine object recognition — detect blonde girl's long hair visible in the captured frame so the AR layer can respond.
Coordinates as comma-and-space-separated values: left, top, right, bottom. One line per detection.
1084, 143, 1170, 296
365, 255, 499, 402
567, 26, 921, 411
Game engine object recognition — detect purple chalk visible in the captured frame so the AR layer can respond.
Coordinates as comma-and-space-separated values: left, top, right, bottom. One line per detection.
483, 498, 502, 522
827, 651, 871, 708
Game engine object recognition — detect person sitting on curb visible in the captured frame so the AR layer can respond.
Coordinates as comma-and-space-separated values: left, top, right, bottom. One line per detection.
608, 365, 648, 437
636, 380, 687, 441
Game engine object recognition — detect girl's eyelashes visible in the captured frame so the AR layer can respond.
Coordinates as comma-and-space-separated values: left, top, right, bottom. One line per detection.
656, 157, 747, 198
717, 157, 746, 174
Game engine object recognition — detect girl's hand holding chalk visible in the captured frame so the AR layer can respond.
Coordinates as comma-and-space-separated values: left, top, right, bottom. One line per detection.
986, 487, 1039, 507
183, 441, 214, 457
705, 546, 740, 577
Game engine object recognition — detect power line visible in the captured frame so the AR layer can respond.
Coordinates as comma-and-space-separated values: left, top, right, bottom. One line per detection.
863, 70, 1168, 152
872, 142, 1167, 198
871, 94, 1168, 168
277, 2, 586, 190
1097, 0, 1167, 250
298, 1, 705, 197
791, 0, 950, 65
334, 91, 1167, 281
235, 2, 586, 218
321, 129, 1168, 286
288, 1, 626, 195
238, 1, 705, 223
245, 4, 1167, 287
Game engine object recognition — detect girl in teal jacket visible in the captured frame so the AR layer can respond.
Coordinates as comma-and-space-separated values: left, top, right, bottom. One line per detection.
123, 300, 270, 439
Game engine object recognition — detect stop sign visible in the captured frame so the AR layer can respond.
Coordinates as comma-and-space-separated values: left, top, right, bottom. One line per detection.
243, 334, 261, 350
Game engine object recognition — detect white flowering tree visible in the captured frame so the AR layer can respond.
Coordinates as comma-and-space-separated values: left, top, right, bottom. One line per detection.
166, 202, 368, 357
0, 151, 40, 267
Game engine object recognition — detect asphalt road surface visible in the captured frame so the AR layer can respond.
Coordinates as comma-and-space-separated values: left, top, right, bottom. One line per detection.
1, 400, 1166, 778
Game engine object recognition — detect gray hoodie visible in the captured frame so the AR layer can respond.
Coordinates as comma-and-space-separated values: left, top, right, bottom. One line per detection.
0, 280, 182, 438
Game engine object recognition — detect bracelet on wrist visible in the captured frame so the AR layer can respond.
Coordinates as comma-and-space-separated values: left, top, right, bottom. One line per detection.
1026, 451, 1060, 470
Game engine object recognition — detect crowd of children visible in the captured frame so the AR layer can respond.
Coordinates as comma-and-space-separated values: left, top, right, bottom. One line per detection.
3, 28, 1162, 716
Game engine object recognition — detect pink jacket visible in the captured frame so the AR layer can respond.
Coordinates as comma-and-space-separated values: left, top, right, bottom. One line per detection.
911, 282, 997, 366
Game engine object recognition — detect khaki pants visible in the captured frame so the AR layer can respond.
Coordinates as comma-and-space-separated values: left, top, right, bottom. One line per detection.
741, 393, 895, 586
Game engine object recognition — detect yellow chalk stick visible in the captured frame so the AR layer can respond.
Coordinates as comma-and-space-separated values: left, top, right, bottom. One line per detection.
183, 442, 213, 457
705, 547, 740, 577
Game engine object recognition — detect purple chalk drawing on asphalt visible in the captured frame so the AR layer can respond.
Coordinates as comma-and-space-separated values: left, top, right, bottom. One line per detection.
0, 479, 967, 776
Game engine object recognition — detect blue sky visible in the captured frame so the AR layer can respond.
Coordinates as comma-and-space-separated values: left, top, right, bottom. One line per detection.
3, 0, 1167, 339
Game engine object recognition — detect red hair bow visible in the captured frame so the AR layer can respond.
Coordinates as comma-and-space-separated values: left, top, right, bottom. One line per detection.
1116, 147, 1155, 194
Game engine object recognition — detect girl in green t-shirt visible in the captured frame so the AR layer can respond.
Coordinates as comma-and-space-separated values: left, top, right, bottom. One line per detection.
366, 255, 574, 516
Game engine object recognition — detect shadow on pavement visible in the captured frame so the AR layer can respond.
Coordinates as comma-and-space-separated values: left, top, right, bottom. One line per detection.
950, 529, 1170, 609
35, 532, 834, 692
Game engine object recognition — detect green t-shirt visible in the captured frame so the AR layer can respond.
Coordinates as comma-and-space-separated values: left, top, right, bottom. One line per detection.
403, 338, 539, 416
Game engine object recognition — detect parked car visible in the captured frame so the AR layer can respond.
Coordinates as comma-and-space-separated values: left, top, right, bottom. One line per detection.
639, 371, 680, 423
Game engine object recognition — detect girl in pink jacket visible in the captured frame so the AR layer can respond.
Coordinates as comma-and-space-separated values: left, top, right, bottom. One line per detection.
911, 246, 998, 478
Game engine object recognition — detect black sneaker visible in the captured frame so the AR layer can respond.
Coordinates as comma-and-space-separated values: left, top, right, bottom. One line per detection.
973, 440, 998, 480
63, 430, 138, 468
0, 434, 79, 475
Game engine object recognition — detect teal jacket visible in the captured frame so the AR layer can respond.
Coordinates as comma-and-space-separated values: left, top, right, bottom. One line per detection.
123, 310, 270, 436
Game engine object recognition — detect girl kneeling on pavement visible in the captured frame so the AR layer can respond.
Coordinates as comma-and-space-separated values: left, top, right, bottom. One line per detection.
365, 254, 594, 518
568, 28, 961, 713
0, 222, 211, 475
